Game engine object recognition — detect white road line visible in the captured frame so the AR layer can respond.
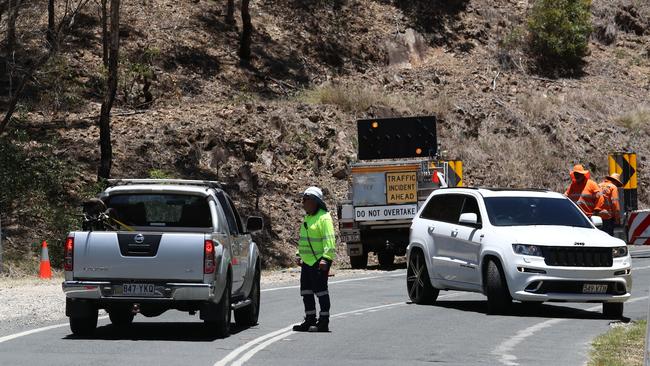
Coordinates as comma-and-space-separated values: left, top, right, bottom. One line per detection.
216, 292, 464, 366
0, 272, 405, 346
261, 271, 405, 292
0, 315, 109, 344
634, 265, 650, 270
492, 296, 649, 366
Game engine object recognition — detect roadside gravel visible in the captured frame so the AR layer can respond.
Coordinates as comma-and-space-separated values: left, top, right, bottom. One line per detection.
0, 265, 404, 333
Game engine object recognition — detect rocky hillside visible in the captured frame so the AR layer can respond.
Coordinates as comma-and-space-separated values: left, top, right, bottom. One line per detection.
1, 0, 649, 270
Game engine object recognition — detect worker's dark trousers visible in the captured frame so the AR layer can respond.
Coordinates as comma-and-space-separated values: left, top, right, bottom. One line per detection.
300, 261, 330, 321
601, 219, 615, 236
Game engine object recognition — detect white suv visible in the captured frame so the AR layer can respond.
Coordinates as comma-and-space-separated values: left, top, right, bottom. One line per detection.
406, 188, 631, 318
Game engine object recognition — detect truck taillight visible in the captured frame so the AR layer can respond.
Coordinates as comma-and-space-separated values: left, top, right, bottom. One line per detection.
341, 222, 354, 229
64, 236, 74, 271
204, 240, 216, 274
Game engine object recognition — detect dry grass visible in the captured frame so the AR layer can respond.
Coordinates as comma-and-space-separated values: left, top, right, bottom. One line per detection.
616, 106, 650, 132
589, 321, 646, 366
301, 83, 394, 113
300, 83, 454, 118
457, 132, 567, 191
518, 92, 557, 120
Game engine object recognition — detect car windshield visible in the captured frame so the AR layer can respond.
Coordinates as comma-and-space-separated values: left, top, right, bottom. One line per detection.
483, 196, 592, 228
104, 194, 212, 228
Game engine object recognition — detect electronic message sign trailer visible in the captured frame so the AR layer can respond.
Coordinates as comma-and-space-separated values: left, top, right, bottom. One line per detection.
337, 116, 462, 268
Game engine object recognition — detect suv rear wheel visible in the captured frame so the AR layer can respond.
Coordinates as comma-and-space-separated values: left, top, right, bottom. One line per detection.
486, 260, 512, 314
205, 276, 231, 338
70, 309, 98, 337
235, 266, 260, 326
407, 249, 439, 304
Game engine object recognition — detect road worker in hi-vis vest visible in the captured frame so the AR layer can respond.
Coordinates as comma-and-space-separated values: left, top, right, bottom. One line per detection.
598, 173, 623, 236
292, 186, 336, 333
565, 164, 604, 218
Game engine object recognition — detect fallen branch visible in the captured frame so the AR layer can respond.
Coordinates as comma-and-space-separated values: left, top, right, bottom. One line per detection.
491, 70, 501, 91
531, 76, 558, 83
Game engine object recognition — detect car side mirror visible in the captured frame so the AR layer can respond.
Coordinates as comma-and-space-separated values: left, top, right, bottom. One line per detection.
459, 213, 478, 226
591, 215, 603, 228
246, 216, 264, 232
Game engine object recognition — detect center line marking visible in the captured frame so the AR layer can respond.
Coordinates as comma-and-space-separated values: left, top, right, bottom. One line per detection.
261, 271, 405, 292
215, 292, 465, 366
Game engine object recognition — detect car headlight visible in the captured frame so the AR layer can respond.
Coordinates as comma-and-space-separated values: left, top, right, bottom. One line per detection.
612, 246, 628, 258
512, 244, 544, 257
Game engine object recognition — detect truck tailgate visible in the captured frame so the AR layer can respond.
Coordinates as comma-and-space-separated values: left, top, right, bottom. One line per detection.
72, 231, 206, 282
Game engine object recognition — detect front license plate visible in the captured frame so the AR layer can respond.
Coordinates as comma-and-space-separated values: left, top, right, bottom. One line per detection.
582, 284, 608, 294
117, 283, 157, 297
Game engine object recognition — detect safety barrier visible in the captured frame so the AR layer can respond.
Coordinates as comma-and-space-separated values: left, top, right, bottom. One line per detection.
628, 209, 650, 245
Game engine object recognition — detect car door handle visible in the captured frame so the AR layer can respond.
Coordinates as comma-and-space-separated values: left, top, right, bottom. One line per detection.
451, 229, 458, 238
427, 226, 435, 235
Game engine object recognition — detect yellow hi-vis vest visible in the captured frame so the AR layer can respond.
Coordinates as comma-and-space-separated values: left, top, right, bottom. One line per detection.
297, 209, 336, 266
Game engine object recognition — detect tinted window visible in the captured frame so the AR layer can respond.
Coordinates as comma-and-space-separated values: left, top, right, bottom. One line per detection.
420, 194, 464, 223
105, 194, 211, 228
484, 197, 592, 227
460, 195, 482, 226
216, 192, 239, 235
226, 195, 244, 234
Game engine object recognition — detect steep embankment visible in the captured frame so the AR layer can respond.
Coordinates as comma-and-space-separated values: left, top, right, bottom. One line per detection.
0, 0, 648, 270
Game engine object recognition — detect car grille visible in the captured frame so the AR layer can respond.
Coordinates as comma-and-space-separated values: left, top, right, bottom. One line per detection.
526, 281, 626, 295
541, 246, 613, 267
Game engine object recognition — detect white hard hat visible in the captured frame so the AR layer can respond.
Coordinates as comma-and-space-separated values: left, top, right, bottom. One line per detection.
303, 186, 323, 200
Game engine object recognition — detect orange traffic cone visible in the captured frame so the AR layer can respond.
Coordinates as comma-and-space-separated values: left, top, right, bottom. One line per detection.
39, 240, 52, 279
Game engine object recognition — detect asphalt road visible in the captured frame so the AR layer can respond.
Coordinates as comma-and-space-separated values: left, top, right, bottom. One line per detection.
2, 256, 650, 366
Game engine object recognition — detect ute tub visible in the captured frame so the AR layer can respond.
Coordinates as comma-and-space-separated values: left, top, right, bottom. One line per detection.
62, 281, 215, 301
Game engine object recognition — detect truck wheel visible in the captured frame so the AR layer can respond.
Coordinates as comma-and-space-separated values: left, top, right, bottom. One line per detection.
69, 310, 98, 337
378, 251, 395, 267
350, 253, 368, 269
109, 308, 135, 326
407, 249, 439, 305
603, 302, 624, 319
486, 260, 512, 315
235, 267, 260, 327
206, 277, 231, 337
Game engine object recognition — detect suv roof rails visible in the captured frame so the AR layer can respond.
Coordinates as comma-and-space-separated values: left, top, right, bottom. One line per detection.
479, 187, 551, 192
107, 179, 223, 189
438, 187, 551, 192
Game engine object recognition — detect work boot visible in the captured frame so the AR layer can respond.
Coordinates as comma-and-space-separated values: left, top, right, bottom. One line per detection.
292, 316, 316, 332
308, 318, 329, 332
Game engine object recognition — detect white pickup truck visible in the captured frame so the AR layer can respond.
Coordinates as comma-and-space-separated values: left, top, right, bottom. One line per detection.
62, 179, 263, 337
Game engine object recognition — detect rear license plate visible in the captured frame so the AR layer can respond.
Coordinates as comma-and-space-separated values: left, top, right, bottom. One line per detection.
341, 231, 361, 242
582, 284, 608, 294
116, 283, 157, 297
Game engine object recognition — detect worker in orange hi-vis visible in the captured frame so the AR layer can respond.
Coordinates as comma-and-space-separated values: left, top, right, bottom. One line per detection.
564, 164, 605, 218
598, 173, 623, 236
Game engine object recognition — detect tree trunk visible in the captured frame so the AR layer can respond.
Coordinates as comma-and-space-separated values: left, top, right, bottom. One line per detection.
239, 0, 251, 65
225, 0, 235, 26
98, 0, 120, 180
47, 0, 56, 50
101, 0, 109, 68
6, 0, 19, 54
0, 1, 6, 25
